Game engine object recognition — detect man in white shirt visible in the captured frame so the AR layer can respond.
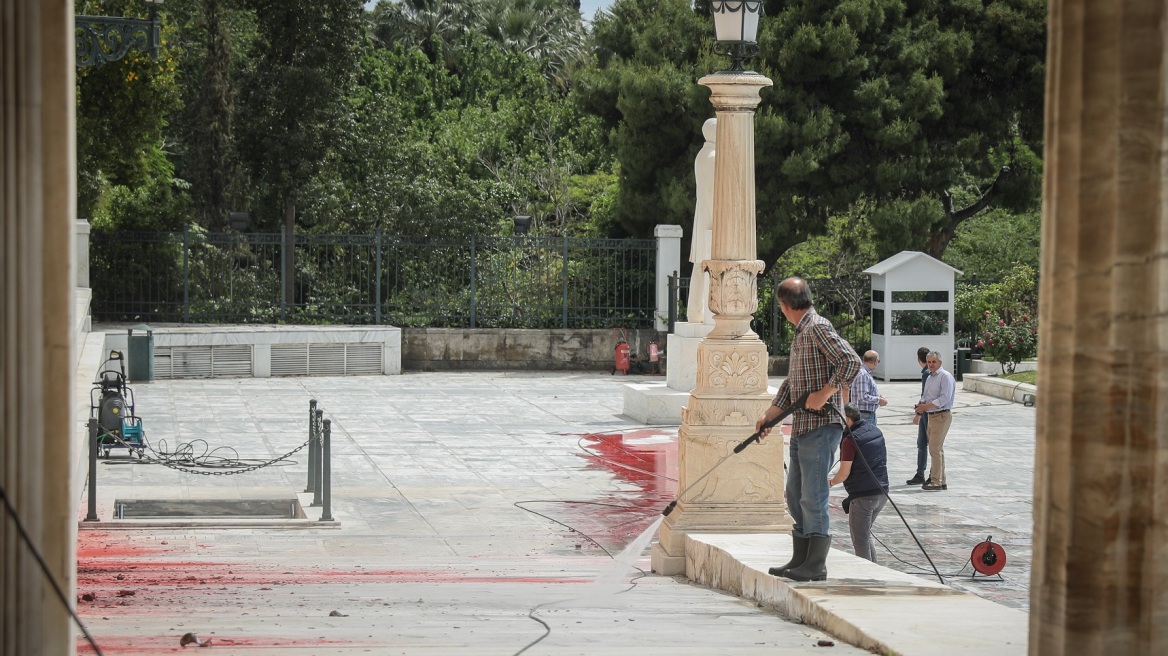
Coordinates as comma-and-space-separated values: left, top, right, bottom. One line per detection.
913, 351, 955, 491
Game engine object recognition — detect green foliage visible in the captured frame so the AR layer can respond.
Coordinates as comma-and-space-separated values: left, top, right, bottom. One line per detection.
76, 0, 184, 224
944, 209, 1041, 278
978, 312, 1038, 374
954, 262, 1039, 327
576, 0, 1047, 262
167, 0, 258, 230
236, 0, 364, 229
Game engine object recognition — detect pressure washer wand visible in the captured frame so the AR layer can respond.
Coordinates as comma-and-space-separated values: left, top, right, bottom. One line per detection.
661, 391, 810, 517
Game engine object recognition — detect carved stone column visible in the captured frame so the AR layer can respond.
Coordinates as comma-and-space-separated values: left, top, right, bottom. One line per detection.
652, 72, 781, 575
1030, 0, 1168, 653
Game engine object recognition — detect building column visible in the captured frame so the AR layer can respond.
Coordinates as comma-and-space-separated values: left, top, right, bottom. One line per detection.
652, 72, 780, 575
1, 0, 77, 654
1031, 0, 1168, 654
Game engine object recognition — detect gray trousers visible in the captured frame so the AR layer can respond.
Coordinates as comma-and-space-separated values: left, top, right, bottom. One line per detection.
847, 494, 887, 563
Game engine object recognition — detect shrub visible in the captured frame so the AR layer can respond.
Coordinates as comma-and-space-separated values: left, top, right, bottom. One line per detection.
977, 311, 1038, 374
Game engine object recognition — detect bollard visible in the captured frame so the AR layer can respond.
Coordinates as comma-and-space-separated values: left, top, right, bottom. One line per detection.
85, 419, 99, 522
312, 409, 324, 507
306, 400, 317, 493
320, 419, 333, 522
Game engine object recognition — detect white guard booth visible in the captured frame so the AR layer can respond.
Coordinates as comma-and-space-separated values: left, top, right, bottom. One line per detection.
863, 251, 962, 381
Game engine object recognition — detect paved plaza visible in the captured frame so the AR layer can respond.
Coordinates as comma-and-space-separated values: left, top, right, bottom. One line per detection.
74, 354, 1035, 654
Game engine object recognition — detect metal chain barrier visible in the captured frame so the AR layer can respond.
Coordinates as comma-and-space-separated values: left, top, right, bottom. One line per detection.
105, 432, 312, 476
86, 399, 334, 522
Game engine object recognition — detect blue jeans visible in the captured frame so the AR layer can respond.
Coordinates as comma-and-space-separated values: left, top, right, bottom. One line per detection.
916, 413, 929, 477
787, 423, 843, 538
860, 410, 877, 425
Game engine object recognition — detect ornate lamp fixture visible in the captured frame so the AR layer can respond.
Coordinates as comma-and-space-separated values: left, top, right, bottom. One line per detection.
75, 0, 164, 68
710, 0, 763, 72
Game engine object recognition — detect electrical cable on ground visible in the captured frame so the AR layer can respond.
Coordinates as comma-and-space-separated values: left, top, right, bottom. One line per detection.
511, 426, 666, 656
511, 500, 652, 656
0, 481, 104, 656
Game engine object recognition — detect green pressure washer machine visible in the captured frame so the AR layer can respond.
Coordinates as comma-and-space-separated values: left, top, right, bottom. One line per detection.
90, 350, 147, 458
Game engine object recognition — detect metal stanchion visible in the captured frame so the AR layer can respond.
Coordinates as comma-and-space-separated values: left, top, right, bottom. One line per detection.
311, 408, 324, 507
85, 419, 99, 522
320, 419, 333, 522
306, 400, 317, 493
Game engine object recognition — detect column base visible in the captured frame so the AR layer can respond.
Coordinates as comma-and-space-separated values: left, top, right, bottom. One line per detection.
653, 501, 792, 575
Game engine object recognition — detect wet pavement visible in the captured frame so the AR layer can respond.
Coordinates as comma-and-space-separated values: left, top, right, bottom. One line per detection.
74, 362, 1034, 654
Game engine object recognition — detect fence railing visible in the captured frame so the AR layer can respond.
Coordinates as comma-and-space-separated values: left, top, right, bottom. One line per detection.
90, 228, 657, 329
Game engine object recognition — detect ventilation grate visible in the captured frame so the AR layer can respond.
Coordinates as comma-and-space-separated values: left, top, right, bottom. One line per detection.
345, 343, 383, 374
154, 345, 253, 379
153, 342, 383, 378
271, 344, 308, 377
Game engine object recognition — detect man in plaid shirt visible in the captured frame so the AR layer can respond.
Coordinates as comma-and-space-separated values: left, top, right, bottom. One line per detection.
755, 277, 862, 582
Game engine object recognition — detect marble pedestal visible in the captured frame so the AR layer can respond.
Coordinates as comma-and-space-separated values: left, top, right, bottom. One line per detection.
622, 322, 713, 425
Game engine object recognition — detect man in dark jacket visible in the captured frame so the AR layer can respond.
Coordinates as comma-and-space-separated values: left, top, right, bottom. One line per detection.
829, 404, 890, 563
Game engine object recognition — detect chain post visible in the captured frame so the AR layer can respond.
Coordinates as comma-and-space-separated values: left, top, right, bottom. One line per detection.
85, 419, 99, 522
312, 409, 324, 506
306, 399, 317, 493
320, 419, 334, 522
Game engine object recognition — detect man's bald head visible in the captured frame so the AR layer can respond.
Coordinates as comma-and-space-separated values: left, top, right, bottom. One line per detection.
778, 277, 813, 311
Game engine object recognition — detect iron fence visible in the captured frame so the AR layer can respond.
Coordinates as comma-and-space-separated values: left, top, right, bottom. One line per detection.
754, 271, 872, 356
91, 228, 657, 329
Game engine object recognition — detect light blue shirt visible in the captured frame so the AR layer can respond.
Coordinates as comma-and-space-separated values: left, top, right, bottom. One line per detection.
921, 367, 955, 412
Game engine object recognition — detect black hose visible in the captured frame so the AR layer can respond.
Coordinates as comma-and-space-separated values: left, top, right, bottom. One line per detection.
823, 402, 946, 585
0, 482, 104, 655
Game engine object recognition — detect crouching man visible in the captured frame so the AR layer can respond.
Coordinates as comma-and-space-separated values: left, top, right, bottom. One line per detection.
830, 404, 889, 563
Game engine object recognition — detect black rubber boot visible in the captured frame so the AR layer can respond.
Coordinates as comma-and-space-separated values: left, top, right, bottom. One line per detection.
782, 535, 831, 582
767, 535, 810, 577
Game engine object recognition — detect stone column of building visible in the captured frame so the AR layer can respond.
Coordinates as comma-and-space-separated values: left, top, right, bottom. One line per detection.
1031, 0, 1168, 653
1, 0, 77, 654
652, 72, 781, 575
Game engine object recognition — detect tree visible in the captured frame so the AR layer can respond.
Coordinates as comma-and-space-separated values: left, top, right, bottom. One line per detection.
168, 0, 257, 230
756, 0, 1047, 261
235, 0, 363, 301
574, 0, 714, 241
576, 0, 1047, 265
76, 0, 185, 228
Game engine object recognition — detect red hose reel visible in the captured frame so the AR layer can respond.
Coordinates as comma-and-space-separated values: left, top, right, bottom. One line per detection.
970, 535, 1006, 577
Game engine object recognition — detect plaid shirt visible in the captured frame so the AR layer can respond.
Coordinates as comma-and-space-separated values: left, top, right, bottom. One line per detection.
849, 365, 881, 412
772, 309, 862, 437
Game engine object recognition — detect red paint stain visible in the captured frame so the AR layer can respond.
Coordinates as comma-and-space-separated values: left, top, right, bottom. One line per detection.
77, 560, 588, 606
77, 531, 167, 559
78, 635, 362, 653
550, 429, 680, 549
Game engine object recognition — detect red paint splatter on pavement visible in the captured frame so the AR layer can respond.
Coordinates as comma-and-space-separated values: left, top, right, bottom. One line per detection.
77, 531, 167, 559
78, 635, 363, 653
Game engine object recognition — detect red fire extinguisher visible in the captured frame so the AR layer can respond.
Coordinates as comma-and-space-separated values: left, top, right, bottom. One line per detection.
613, 341, 630, 375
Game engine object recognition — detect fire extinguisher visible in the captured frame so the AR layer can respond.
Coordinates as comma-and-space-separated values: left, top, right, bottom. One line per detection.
613, 341, 631, 375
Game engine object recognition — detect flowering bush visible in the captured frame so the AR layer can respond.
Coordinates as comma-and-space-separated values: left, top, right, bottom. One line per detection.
977, 311, 1038, 374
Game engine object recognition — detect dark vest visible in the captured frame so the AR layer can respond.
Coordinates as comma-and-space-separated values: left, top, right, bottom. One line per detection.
844, 419, 889, 498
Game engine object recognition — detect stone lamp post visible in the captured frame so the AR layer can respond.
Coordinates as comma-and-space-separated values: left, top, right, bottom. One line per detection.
652, 1, 784, 575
